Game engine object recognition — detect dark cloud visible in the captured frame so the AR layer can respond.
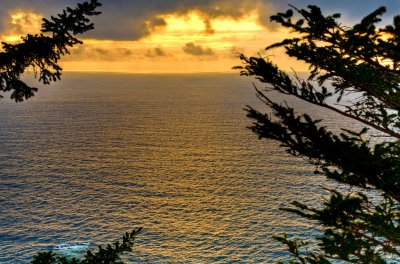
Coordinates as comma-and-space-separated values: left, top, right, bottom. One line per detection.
0, 0, 259, 40
145, 47, 168, 57
68, 45, 133, 60
203, 19, 215, 35
183, 42, 215, 56
89, 0, 259, 40
229, 46, 245, 58
1, 0, 400, 41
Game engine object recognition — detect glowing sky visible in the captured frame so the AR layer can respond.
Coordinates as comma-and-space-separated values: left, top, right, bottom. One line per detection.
1, 0, 399, 73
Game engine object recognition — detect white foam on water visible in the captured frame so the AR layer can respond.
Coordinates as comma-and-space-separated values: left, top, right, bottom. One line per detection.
53, 242, 94, 257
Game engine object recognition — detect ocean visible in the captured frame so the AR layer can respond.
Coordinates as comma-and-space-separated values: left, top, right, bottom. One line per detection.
0, 73, 348, 263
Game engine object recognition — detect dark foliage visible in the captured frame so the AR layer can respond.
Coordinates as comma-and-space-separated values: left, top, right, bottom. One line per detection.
235, 5, 400, 263
31, 228, 142, 264
0, 0, 101, 102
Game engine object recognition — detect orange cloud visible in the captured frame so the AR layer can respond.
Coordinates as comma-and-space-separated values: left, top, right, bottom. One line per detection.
1, 10, 42, 42
183, 42, 215, 56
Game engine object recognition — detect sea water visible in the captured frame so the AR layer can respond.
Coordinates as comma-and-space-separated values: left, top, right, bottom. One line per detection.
0, 73, 359, 263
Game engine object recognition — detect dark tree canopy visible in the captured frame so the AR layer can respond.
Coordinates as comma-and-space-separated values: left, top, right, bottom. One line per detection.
236, 5, 400, 263
0, 0, 101, 102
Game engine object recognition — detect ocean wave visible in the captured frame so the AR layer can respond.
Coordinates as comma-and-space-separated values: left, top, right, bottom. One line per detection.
53, 242, 93, 253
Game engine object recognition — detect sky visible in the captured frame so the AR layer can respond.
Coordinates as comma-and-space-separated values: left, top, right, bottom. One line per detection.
1, 0, 399, 73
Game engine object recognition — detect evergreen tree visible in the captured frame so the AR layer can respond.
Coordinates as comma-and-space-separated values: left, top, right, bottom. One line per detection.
31, 228, 142, 264
235, 5, 400, 263
0, 0, 101, 102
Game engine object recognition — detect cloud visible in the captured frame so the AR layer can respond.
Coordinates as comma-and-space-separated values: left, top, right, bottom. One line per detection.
0, 0, 400, 41
183, 42, 215, 56
68, 45, 133, 61
0, 0, 261, 40
228, 46, 245, 58
2, 10, 42, 37
145, 47, 168, 57
89, 0, 263, 40
203, 19, 215, 35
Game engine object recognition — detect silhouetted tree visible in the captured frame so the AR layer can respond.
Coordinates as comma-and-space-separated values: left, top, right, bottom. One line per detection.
235, 5, 400, 263
31, 228, 142, 264
0, 0, 101, 102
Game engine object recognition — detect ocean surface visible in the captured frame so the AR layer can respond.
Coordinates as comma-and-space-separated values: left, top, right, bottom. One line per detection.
0, 73, 355, 263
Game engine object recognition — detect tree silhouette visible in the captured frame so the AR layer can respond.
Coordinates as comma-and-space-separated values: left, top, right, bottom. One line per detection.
235, 5, 400, 263
31, 228, 142, 264
0, 0, 101, 102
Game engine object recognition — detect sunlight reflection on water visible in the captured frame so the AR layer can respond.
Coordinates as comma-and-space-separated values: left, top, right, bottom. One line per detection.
0, 73, 362, 263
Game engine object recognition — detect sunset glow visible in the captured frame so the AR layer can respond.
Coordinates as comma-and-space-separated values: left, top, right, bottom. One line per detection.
1, 10, 42, 42
3, 1, 393, 73
63, 11, 305, 73
0, 7, 306, 73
